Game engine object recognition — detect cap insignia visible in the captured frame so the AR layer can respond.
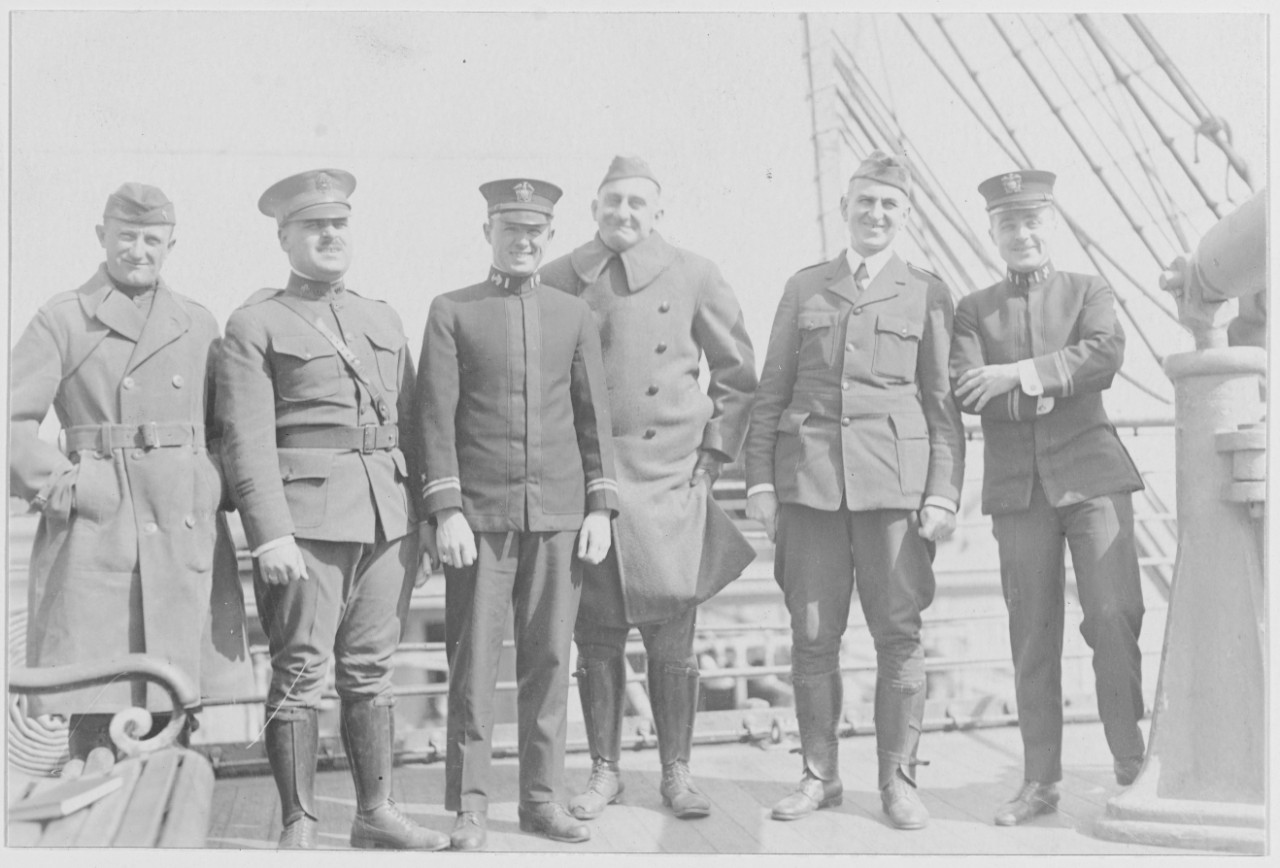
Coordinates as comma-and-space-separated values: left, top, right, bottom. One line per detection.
1001, 173, 1022, 194
316, 173, 331, 193
513, 181, 534, 203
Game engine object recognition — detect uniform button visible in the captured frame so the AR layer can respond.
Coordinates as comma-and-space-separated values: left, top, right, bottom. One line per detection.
345, 333, 356, 342
901, 327, 909, 336
143, 521, 158, 534
171, 375, 184, 388
122, 377, 136, 390
846, 343, 854, 353
852, 307, 863, 315
131, 449, 145, 460
303, 350, 312, 359
841, 417, 851, 427
842, 381, 850, 390
659, 301, 671, 313
655, 342, 668, 354
647, 385, 659, 396
184, 515, 196, 528
643, 429, 657, 439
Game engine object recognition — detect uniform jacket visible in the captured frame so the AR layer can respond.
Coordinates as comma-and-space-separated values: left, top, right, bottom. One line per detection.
9, 265, 252, 713
745, 252, 965, 512
541, 233, 757, 625
950, 266, 1144, 515
416, 269, 619, 533
217, 274, 422, 549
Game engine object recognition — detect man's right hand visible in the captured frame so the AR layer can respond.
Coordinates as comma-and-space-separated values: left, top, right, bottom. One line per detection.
746, 491, 780, 542
257, 538, 309, 585
435, 508, 478, 569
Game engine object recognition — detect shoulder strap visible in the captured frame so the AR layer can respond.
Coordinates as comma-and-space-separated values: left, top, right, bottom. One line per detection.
269, 295, 393, 424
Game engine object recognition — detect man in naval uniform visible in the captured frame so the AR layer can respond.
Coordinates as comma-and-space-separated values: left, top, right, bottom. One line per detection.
745, 151, 965, 830
10, 183, 251, 762
417, 178, 618, 850
540, 155, 757, 821
216, 169, 448, 850
950, 169, 1146, 826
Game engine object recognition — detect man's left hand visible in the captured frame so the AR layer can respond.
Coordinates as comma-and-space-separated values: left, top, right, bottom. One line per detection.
918, 505, 957, 542
690, 450, 724, 490
415, 523, 440, 587
955, 363, 1021, 411
577, 510, 612, 565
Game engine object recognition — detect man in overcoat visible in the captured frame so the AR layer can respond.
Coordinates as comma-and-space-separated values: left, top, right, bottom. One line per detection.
217, 169, 447, 850
745, 152, 964, 830
540, 155, 757, 820
417, 178, 618, 849
9, 183, 251, 760
950, 170, 1146, 826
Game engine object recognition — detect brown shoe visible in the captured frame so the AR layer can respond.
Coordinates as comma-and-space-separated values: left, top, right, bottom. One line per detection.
660, 761, 711, 819
278, 815, 319, 849
1114, 755, 1144, 786
570, 758, 624, 820
450, 811, 486, 851
518, 802, 591, 843
771, 771, 843, 821
994, 781, 1060, 826
351, 800, 450, 850
881, 773, 929, 829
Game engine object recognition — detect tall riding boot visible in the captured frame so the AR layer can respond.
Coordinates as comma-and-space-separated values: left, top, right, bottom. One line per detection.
650, 663, 711, 819
875, 679, 930, 830
771, 670, 844, 820
569, 656, 627, 820
265, 708, 320, 849
341, 698, 449, 850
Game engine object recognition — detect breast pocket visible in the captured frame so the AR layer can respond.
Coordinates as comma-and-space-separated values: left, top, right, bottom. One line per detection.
270, 334, 340, 402
365, 330, 405, 392
872, 314, 923, 382
798, 311, 840, 368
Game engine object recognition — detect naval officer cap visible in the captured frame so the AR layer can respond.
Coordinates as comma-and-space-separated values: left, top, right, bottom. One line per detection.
480, 178, 563, 225
979, 169, 1056, 213
599, 155, 661, 192
258, 168, 356, 225
104, 183, 175, 225
850, 150, 913, 196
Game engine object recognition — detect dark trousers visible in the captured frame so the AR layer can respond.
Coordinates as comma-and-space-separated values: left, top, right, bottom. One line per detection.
993, 477, 1145, 783
575, 605, 698, 671
254, 535, 415, 710
444, 530, 581, 812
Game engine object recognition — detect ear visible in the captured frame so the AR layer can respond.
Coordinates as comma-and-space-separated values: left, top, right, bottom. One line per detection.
651, 206, 665, 225
839, 196, 850, 222
95, 224, 107, 247
277, 226, 289, 251
590, 199, 601, 222
546, 226, 556, 244
482, 221, 493, 244
167, 236, 178, 253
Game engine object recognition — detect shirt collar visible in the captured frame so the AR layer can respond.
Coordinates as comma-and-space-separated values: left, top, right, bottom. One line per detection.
1007, 262, 1055, 289
288, 269, 345, 299
488, 265, 540, 296
845, 246, 895, 284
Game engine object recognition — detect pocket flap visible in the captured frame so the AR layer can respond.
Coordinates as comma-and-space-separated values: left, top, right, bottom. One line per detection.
875, 314, 923, 341
798, 312, 838, 331
366, 329, 406, 351
777, 408, 810, 434
391, 449, 408, 478
890, 412, 929, 439
279, 449, 335, 481
271, 333, 337, 361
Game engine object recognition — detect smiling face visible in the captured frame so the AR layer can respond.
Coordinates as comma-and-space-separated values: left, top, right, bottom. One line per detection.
591, 176, 662, 253
841, 178, 910, 258
485, 212, 554, 276
96, 219, 175, 287
278, 216, 352, 281
989, 205, 1057, 272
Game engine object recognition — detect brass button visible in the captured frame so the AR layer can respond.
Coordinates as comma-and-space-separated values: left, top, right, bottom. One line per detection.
901, 327, 909, 336
852, 307, 863, 315
184, 515, 196, 528
659, 301, 671, 313
171, 375, 184, 388
643, 429, 657, 439
122, 377, 136, 390
841, 417, 851, 427
842, 381, 850, 391
131, 449, 145, 460
655, 342, 668, 354
846, 343, 854, 353
143, 521, 158, 534
647, 385, 659, 396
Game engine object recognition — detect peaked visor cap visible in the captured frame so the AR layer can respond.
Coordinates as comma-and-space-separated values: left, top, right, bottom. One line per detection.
258, 168, 356, 224
979, 169, 1057, 213
104, 182, 175, 225
480, 178, 562, 222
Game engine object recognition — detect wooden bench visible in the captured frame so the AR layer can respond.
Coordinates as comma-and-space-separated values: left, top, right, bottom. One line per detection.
7, 655, 213, 847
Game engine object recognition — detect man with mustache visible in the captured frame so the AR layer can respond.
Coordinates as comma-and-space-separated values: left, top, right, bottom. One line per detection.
950, 170, 1146, 826
217, 169, 447, 850
745, 151, 964, 830
541, 156, 757, 822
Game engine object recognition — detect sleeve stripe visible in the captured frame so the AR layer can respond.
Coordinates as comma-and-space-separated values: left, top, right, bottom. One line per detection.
423, 477, 461, 496
586, 479, 618, 492
1053, 351, 1074, 397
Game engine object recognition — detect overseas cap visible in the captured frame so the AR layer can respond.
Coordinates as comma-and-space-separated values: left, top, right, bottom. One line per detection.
979, 170, 1056, 213
258, 169, 356, 224
480, 178, 562, 225
850, 150, 912, 196
103, 183, 175, 225
599, 155, 661, 192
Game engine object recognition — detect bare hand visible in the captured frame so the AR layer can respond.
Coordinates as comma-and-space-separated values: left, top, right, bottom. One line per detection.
955, 363, 1021, 412
746, 491, 779, 543
435, 509, 477, 569
917, 505, 957, 542
415, 523, 439, 587
577, 510, 612, 564
258, 539, 309, 585
690, 450, 723, 490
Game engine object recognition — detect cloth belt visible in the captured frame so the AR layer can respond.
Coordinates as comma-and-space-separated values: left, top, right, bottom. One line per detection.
65, 423, 207, 453
276, 424, 399, 453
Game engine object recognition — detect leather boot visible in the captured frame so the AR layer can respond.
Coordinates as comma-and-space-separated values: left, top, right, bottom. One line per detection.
875, 679, 929, 830
341, 698, 449, 850
772, 670, 843, 820
650, 664, 711, 819
569, 656, 627, 820
265, 708, 320, 849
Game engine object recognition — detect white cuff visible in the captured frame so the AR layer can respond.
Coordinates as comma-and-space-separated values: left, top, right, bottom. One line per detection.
922, 496, 957, 513
251, 535, 294, 558
1018, 359, 1044, 396
746, 483, 776, 498
1035, 396, 1056, 416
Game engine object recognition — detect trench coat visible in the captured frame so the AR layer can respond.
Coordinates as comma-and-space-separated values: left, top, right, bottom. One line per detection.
541, 232, 757, 625
9, 265, 252, 714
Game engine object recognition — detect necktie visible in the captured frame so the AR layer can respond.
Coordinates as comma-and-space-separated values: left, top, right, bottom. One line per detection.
854, 261, 869, 295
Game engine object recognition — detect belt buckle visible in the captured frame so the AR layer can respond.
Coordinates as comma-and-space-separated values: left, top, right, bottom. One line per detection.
361, 425, 377, 454
141, 422, 160, 449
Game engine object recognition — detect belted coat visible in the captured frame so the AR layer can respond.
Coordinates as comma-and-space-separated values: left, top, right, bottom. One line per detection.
541, 233, 758, 625
9, 265, 252, 713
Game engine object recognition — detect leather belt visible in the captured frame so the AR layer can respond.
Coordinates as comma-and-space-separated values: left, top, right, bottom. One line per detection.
65, 423, 208, 453
277, 424, 399, 453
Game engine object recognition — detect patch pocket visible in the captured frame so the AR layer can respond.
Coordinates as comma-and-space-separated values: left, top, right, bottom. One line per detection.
872, 314, 923, 381
279, 449, 334, 528
798, 311, 840, 368
774, 408, 810, 477
366, 330, 406, 392
270, 334, 340, 402
73, 454, 122, 524
890, 412, 930, 496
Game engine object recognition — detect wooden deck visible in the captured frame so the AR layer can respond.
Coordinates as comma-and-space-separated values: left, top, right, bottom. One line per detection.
206, 719, 1201, 855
